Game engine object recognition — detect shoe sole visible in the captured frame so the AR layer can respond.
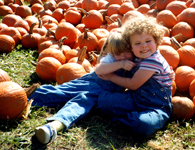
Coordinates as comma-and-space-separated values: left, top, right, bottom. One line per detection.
35, 127, 49, 144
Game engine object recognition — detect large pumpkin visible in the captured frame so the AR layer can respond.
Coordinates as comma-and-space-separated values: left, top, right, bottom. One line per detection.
172, 96, 195, 120
0, 81, 27, 120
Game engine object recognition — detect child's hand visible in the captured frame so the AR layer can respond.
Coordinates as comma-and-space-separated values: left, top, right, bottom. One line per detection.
121, 60, 135, 71
98, 73, 114, 81
169, 66, 175, 81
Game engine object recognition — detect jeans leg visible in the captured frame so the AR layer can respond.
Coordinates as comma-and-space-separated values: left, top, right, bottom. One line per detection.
96, 91, 137, 116
47, 91, 98, 129
29, 80, 93, 107
114, 109, 170, 137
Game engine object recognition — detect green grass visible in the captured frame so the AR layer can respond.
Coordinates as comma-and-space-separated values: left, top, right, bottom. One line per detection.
1, 45, 195, 149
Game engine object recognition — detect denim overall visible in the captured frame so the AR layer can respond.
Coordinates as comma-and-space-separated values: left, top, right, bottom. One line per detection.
96, 66, 173, 138
29, 70, 125, 129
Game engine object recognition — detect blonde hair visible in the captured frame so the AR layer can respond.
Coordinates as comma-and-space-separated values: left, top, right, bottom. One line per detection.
122, 15, 165, 48
98, 29, 129, 61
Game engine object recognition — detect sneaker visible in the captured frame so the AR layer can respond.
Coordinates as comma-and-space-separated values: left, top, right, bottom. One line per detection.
35, 123, 57, 144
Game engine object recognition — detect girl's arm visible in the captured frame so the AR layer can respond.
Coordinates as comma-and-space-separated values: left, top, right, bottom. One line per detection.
98, 69, 155, 90
95, 60, 135, 75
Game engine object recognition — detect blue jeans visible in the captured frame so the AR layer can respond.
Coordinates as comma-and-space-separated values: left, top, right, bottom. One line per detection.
96, 77, 172, 138
29, 71, 125, 129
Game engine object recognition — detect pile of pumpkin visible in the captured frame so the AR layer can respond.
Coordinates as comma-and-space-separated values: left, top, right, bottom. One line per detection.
1, 0, 195, 121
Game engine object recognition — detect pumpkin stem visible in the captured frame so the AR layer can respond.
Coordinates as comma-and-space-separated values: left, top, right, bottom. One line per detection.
24, 83, 40, 98
105, 16, 115, 24
171, 33, 182, 49
18, 0, 23, 5
78, 46, 87, 62
88, 51, 98, 65
29, 22, 37, 34
84, 28, 90, 39
22, 99, 34, 120
38, 17, 42, 28
58, 36, 68, 51
150, 2, 156, 9
117, 18, 122, 27
171, 37, 182, 49
77, 8, 89, 16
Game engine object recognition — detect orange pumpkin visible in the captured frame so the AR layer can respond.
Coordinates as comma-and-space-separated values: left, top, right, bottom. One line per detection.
64, 8, 82, 25
36, 57, 62, 82
68, 46, 92, 73
136, 4, 151, 14
165, 1, 187, 16
81, 0, 98, 11
38, 49, 66, 65
107, 4, 120, 17
2, 14, 23, 27
0, 81, 27, 120
175, 66, 195, 93
156, 0, 175, 11
0, 69, 10, 82
158, 45, 180, 69
189, 79, 195, 99
0, 26, 21, 45
0, 34, 15, 53
80, 9, 103, 29
118, 2, 135, 15
21, 23, 41, 49
56, 63, 87, 84
156, 9, 177, 29
172, 96, 195, 120
177, 8, 195, 29
121, 10, 144, 24
78, 29, 98, 52
171, 22, 194, 43
55, 22, 78, 45
183, 38, 195, 48
172, 80, 176, 96
0, 5, 13, 16
177, 45, 195, 68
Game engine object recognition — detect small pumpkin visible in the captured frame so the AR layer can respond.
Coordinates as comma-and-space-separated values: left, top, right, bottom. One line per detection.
177, 45, 195, 68
21, 22, 41, 49
78, 28, 98, 52
79, 8, 103, 29
0, 81, 27, 120
36, 57, 62, 82
156, 9, 177, 29
189, 79, 195, 99
175, 66, 195, 93
0, 69, 10, 82
55, 22, 78, 45
172, 96, 195, 120
0, 34, 15, 53
158, 45, 180, 69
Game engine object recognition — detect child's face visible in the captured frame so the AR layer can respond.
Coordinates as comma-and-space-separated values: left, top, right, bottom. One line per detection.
130, 33, 157, 59
114, 50, 134, 61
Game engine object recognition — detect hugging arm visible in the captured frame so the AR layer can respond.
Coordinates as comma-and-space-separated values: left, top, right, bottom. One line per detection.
95, 60, 135, 75
98, 69, 155, 90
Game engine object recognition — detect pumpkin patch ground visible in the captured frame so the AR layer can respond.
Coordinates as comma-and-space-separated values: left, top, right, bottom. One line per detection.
1, 0, 195, 149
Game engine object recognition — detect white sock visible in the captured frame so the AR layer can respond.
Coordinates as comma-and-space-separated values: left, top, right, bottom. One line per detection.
49, 120, 65, 132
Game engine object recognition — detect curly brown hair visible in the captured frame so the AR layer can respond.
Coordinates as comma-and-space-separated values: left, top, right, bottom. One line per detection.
122, 15, 165, 49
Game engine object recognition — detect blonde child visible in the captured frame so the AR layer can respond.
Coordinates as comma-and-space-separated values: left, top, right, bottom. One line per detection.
96, 16, 173, 138
32, 30, 135, 144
